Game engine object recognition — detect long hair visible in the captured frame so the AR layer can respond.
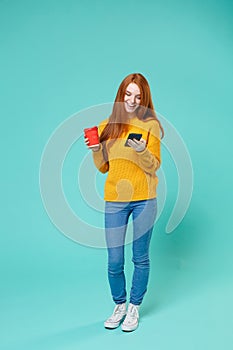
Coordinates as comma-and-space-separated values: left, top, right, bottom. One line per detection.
100, 73, 164, 146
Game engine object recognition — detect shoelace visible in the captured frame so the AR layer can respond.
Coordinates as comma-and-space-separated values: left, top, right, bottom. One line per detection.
124, 305, 139, 324
115, 304, 125, 313
109, 304, 126, 321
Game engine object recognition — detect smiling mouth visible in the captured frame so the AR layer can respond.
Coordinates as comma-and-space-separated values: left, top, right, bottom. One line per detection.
126, 103, 136, 107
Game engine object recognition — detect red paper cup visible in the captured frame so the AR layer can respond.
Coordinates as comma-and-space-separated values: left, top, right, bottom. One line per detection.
84, 126, 100, 147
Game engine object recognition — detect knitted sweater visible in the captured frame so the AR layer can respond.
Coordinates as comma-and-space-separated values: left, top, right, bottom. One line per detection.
92, 115, 161, 202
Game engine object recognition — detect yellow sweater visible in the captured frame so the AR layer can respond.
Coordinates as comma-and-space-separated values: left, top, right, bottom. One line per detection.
92, 115, 161, 202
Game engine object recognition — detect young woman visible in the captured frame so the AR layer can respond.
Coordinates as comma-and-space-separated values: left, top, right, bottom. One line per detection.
85, 73, 164, 332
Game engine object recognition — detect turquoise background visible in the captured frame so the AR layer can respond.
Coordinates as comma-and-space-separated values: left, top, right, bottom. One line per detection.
1, 0, 233, 349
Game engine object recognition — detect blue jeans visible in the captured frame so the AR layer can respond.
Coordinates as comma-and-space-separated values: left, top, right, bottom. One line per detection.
105, 198, 157, 306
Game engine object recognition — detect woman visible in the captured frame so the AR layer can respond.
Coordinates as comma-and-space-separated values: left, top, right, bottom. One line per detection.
85, 73, 164, 332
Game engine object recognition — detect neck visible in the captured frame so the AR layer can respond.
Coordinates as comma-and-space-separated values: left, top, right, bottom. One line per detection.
126, 112, 137, 119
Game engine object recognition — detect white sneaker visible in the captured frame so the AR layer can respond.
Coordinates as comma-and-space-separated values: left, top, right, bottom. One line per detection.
121, 303, 140, 332
104, 303, 127, 329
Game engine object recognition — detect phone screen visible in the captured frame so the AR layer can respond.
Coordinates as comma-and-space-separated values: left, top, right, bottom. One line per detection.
124, 133, 142, 147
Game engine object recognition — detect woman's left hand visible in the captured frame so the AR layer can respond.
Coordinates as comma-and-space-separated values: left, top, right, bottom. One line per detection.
127, 138, 147, 152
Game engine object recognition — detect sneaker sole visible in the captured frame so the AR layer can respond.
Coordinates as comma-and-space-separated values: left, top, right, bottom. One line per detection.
121, 323, 138, 332
104, 321, 121, 329
104, 316, 126, 329
122, 328, 138, 332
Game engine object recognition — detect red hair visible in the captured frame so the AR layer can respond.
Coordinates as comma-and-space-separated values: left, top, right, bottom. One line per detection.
100, 73, 164, 145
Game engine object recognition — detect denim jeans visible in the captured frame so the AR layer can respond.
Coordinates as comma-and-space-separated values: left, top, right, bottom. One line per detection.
105, 198, 157, 306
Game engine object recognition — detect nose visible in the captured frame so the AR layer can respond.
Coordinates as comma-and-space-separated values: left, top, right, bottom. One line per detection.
129, 95, 136, 104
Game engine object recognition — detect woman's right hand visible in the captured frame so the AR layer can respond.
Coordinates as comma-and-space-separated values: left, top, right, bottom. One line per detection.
84, 137, 101, 152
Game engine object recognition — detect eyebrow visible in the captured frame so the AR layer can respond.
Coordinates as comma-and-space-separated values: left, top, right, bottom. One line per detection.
126, 90, 141, 96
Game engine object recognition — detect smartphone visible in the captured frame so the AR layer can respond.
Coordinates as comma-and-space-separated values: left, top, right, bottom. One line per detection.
124, 133, 142, 147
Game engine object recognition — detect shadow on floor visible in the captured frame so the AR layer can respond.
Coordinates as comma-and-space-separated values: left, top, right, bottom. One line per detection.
13, 321, 105, 350
141, 203, 214, 317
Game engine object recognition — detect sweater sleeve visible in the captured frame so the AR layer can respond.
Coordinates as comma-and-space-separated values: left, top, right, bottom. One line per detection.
136, 120, 161, 174
92, 120, 109, 174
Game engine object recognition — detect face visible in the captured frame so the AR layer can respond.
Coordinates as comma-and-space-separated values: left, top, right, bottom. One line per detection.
124, 83, 141, 114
